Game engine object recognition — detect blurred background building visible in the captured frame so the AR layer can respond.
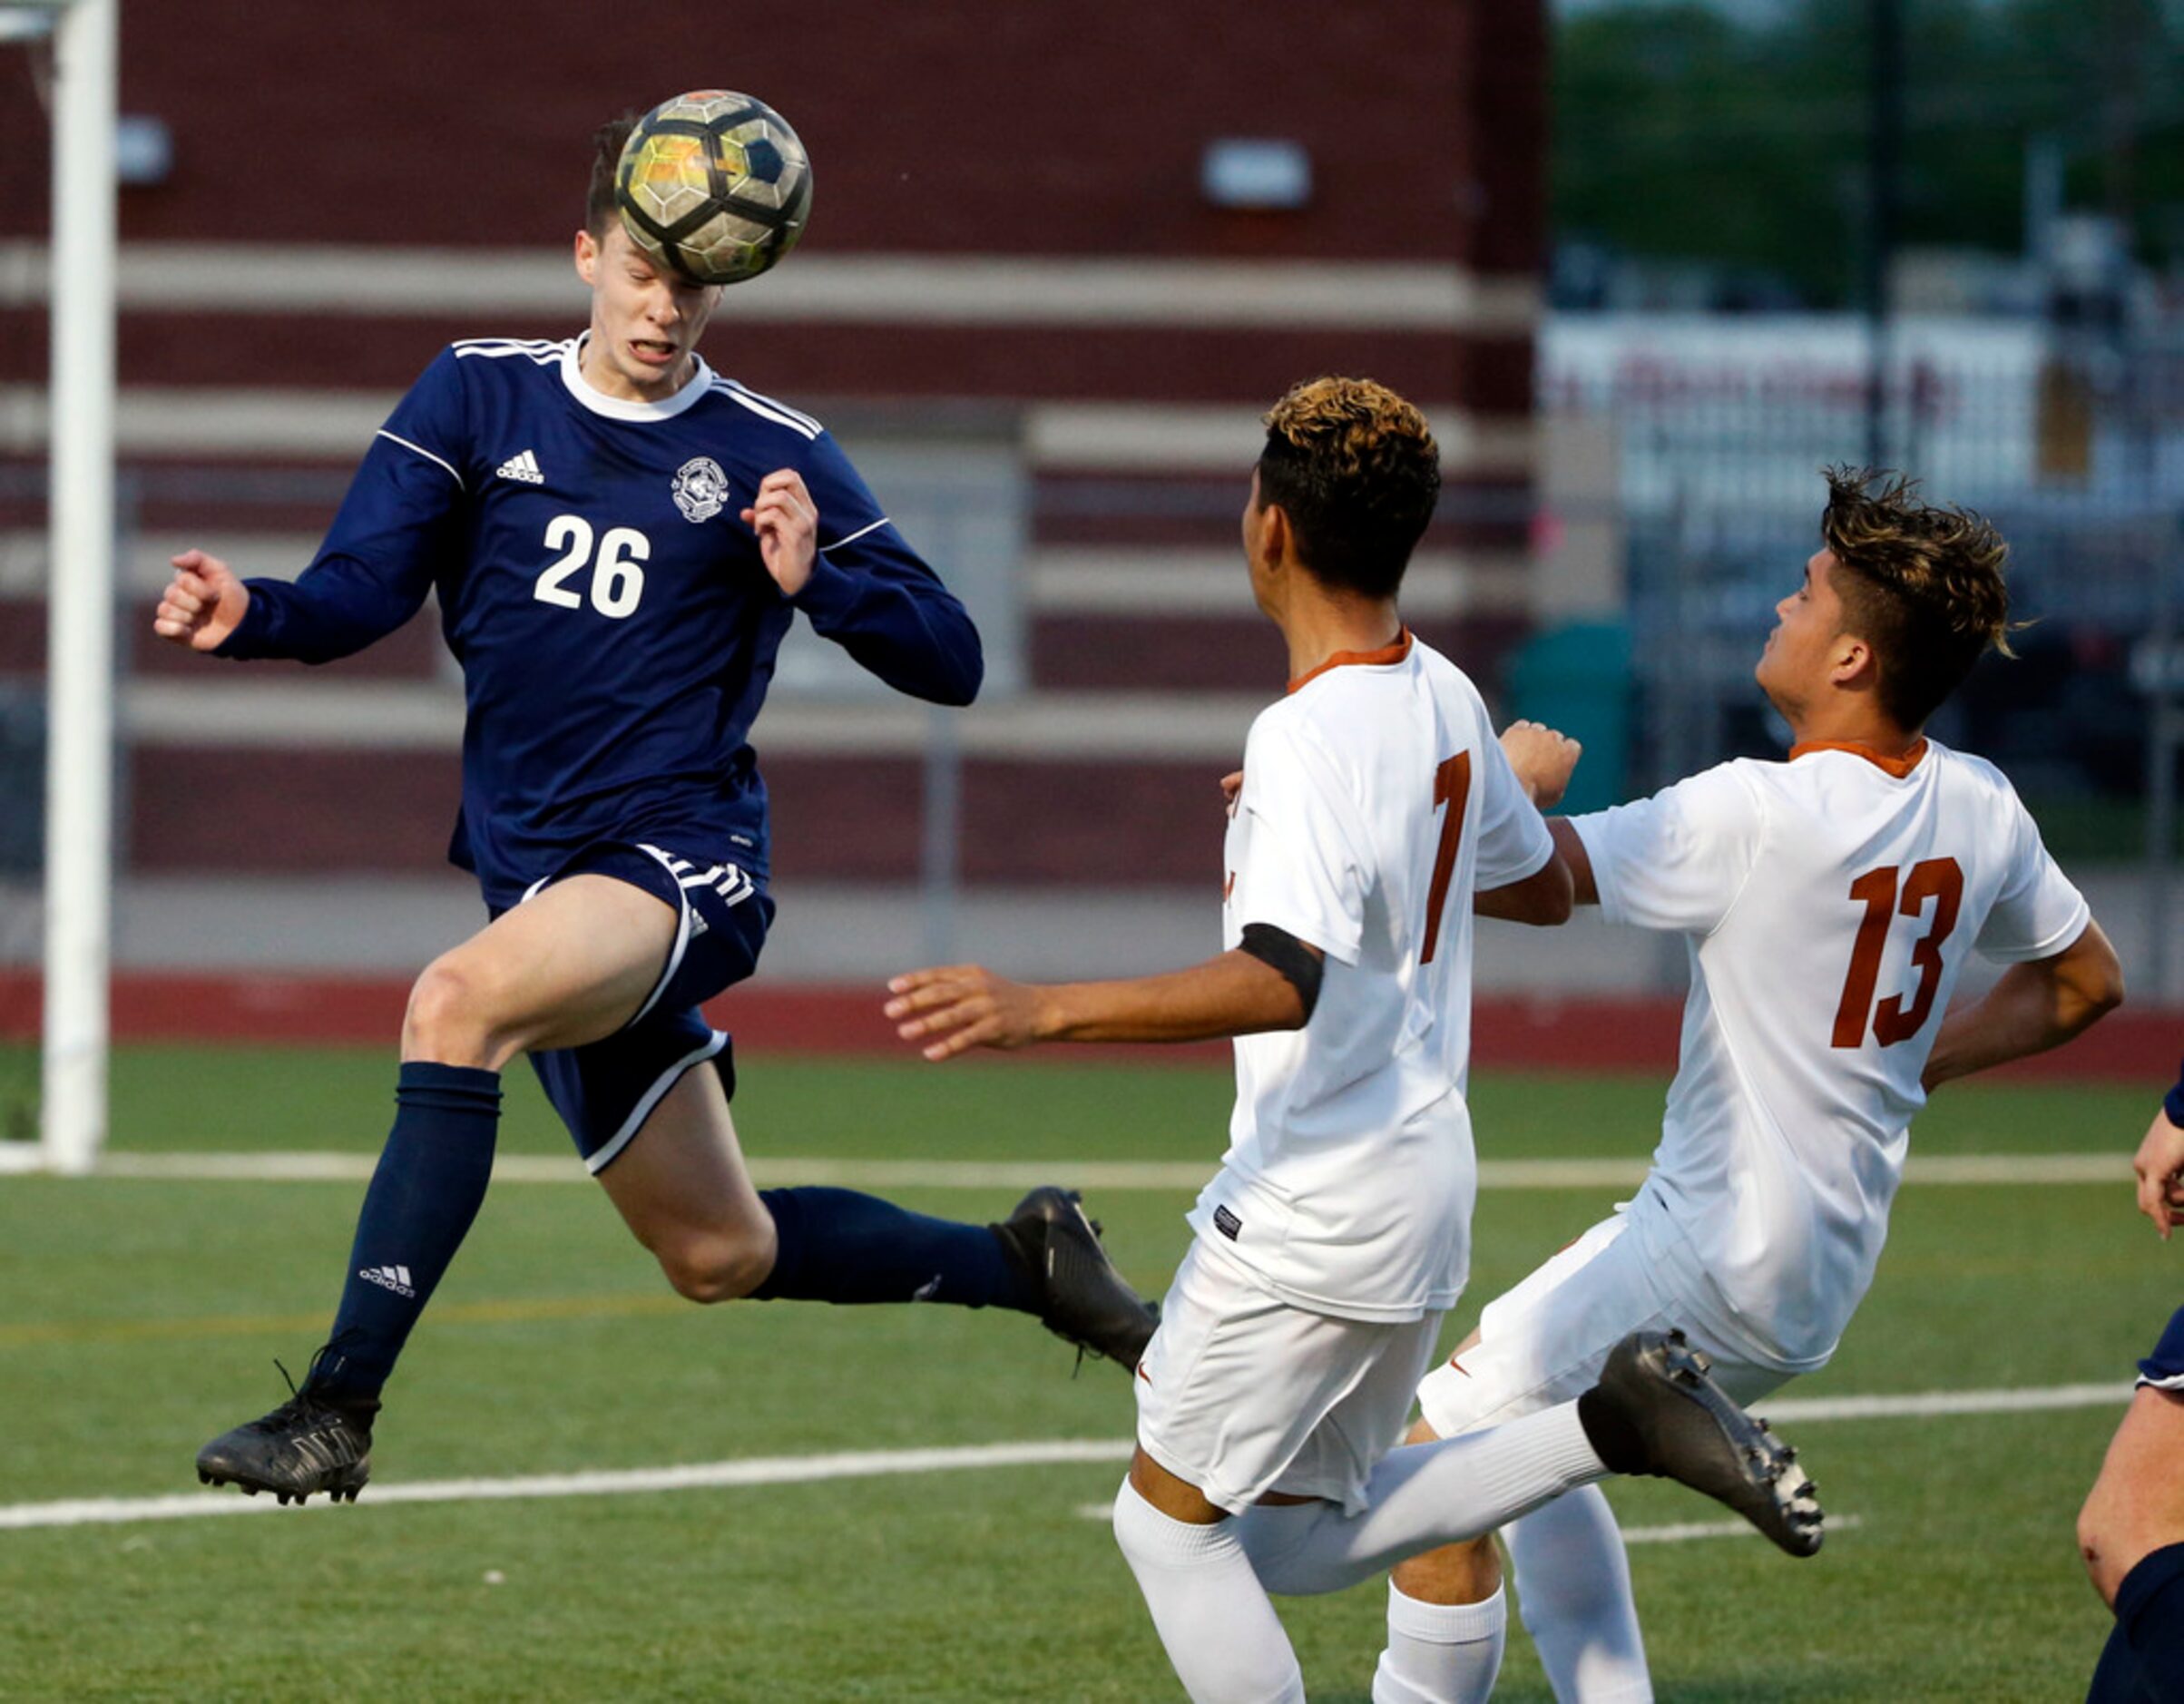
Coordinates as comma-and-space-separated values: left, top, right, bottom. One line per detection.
0, 0, 1547, 1014
2, 0, 2183, 1066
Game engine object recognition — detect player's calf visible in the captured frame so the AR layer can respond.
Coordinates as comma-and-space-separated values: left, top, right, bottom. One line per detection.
1578, 1328, 1824, 1558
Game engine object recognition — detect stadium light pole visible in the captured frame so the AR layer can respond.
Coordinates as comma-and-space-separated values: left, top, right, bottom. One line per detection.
39, 0, 118, 1176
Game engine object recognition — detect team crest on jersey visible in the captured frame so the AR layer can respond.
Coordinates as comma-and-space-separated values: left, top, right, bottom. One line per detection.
671, 457, 730, 524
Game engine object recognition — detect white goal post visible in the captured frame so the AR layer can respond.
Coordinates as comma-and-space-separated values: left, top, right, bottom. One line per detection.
0, 0, 117, 1176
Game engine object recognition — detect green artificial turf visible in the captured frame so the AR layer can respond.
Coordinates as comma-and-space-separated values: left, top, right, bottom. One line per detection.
0, 1046, 2164, 1699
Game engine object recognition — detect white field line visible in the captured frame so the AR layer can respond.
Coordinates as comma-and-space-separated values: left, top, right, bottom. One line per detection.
0, 1440, 1132, 1533
1626, 1512, 1865, 1546
82, 1151, 2129, 1190
1762, 1382, 2127, 1423
0, 1388, 2126, 1533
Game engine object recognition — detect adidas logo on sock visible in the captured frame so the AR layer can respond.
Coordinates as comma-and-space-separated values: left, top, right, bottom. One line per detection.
495, 449, 544, 485
359, 1264, 416, 1298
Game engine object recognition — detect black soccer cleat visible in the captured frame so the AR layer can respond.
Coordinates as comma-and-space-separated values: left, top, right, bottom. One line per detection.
194, 1358, 377, 1507
993, 1186, 1160, 1373
1578, 1327, 1824, 1558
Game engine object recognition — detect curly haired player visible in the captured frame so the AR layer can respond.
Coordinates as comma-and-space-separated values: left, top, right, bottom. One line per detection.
1380, 468, 2122, 1704
887, 378, 1826, 1704
159, 113, 1154, 1507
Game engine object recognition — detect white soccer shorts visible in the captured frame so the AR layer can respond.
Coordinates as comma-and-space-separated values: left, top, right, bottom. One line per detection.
1415, 1209, 1788, 1442
1134, 1237, 1444, 1517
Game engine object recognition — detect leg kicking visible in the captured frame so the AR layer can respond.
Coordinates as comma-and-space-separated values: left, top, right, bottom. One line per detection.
197, 859, 1154, 1505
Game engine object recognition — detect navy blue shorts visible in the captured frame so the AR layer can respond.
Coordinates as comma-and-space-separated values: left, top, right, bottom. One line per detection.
507, 841, 773, 1174
2140, 1305, 2184, 1391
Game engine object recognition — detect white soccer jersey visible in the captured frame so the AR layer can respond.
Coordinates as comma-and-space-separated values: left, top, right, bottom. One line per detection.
1184, 632, 1555, 1322
1573, 738, 2090, 1367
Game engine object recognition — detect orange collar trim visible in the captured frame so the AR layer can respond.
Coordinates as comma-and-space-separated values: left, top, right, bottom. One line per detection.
1788, 737, 1929, 779
1288, 628, 1414, 695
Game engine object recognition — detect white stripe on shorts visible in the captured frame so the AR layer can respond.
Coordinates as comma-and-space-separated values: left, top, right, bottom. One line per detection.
628, 844, 697, 1030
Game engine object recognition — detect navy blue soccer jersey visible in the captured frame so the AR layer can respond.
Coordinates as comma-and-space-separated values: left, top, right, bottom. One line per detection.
218, 337, 982, 906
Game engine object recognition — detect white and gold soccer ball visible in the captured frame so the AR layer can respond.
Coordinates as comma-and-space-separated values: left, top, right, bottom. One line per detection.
615, 90, 812, 286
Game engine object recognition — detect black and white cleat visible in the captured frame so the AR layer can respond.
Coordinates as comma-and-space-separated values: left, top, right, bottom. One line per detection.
1580, 1328, 1825, 1558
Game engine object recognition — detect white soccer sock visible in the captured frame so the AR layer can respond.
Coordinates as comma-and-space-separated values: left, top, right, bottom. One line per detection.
1109, 1478, 1307, 1704
1229, 1403, 1607, 1598
1506, 1485, 1654, 1702
1371, 1581, 1507, 1704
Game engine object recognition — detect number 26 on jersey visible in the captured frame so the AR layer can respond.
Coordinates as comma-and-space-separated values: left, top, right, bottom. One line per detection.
533, 515, 649, 619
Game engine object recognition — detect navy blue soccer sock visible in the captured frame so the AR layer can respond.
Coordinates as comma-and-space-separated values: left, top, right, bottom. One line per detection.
311, 1063, 503, 1404
749, 1186, 1038, 1310
2090, 1540, 2184, 1702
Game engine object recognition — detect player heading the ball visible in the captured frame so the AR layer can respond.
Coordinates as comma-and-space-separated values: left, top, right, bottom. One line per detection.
162, 100, 1154, 1512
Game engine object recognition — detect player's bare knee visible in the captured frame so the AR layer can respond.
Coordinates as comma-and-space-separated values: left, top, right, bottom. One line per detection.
1392, 1535, 1501, 1604
656, 1229, 774, 1304
403, 958, 509, 1068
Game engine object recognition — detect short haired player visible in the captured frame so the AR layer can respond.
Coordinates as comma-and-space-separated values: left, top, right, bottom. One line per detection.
162, 113, 1155, 1506
1379, 469, 2124, 1704
886, 378, 1824, 1704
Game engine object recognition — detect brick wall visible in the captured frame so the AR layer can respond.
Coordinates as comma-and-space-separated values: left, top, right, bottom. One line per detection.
1, 3, 1535, 262
0, 1, 1547, 888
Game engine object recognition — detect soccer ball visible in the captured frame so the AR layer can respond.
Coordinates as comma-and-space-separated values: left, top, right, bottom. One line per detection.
614, 91, 812, 286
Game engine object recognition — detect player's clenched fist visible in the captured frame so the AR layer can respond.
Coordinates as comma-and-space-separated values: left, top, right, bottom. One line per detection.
153, 549, 250, 651
741, 468, 819, 598
1500, 719, 1582, 810
886, 965, 1053, 1062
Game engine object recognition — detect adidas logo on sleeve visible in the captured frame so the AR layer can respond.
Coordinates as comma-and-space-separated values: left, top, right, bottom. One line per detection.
495, 449, 544, 485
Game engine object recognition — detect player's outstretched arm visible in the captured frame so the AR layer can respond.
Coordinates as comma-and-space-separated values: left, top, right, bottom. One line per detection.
153, 550, 251, 652
1921, 918, 2124, 1092
886, 950, 1310, 1062
2133, 1106, 2184, 1240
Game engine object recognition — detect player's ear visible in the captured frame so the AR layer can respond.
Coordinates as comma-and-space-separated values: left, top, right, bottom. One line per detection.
573, 229, 600, 285
1255, 500, 1293, 573
1831, 631, 1877, 689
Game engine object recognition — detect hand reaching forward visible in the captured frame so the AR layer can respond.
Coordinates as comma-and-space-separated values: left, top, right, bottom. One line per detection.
1501, 720, 1583, 810
742, 468, 818, 598
886, 965, 1052, 1062
2134, 1105, 2184, 1240
153, 550, 250, 651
